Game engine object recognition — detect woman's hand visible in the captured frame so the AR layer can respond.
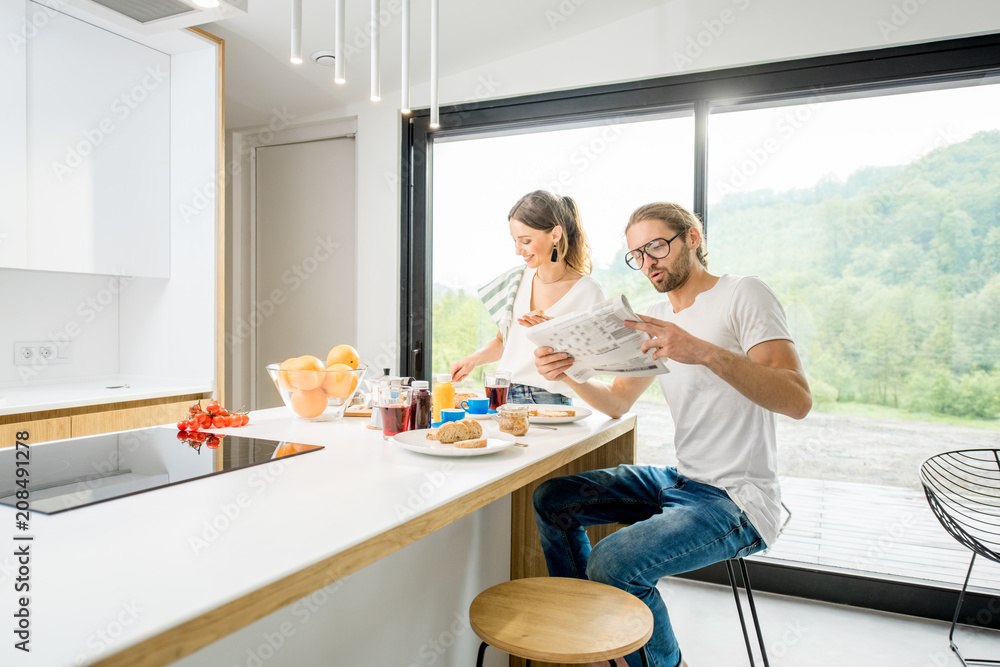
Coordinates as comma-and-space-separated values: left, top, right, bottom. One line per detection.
517, 313, 551, 328
449, 355, 478, 383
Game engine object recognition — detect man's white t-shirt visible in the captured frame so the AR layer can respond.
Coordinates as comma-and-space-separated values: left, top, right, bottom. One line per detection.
646, 274, 793, 546
498, 267, 605, 395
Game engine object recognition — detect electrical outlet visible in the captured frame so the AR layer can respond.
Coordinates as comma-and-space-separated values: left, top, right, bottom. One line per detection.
14, 341, 71, 366
15, 343, 34, 364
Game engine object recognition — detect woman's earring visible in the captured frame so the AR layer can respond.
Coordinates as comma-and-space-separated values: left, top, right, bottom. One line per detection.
550, 245, 558, 262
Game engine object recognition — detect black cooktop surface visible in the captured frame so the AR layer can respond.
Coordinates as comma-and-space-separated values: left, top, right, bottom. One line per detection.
0, 427, 323, 514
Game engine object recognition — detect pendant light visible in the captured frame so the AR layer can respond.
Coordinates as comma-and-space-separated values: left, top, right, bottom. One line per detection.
334, 0, 345, 84
370, 0, 380, 101
429, 0, 439, 127
401, 0, 410, 114
290, 0, 302, 64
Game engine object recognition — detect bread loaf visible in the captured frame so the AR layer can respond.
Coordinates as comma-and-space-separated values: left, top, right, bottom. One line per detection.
540, 409, 575, 418
460, 418, 483, 438
436, 420, 472, 443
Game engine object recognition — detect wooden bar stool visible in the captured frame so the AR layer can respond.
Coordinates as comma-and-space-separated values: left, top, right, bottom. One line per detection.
470, 577, 653, 666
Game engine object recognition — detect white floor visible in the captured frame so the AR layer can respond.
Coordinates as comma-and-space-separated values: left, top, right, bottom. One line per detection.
662, 577, 1000, 667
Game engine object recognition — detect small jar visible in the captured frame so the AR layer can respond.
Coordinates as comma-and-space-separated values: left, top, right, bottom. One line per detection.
409, 380, 432, 430
498, 404, 529, 436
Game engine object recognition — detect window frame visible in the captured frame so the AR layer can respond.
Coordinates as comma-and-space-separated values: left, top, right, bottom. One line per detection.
400, 33, 1000, 627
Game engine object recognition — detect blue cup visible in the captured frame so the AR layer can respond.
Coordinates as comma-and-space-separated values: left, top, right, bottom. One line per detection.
440, 408, 465, 423
461, 398, 489, 415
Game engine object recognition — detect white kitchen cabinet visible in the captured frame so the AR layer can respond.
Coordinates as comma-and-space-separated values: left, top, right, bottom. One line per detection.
0, 1, 27, 269
25, 2, 171, 278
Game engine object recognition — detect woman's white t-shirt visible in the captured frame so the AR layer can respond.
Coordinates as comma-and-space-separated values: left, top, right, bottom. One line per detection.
646, 274, 793, 547
497, 267, 605, 395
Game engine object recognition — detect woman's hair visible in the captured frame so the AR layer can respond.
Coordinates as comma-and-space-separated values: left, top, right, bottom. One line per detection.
508, 190, 592, 275
625, 202, 708, 268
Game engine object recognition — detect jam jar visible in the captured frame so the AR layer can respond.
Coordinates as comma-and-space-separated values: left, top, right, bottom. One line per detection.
497, 404, 529, 436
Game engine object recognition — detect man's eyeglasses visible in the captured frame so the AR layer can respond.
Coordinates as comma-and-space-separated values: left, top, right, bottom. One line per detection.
624, 230, 685, 270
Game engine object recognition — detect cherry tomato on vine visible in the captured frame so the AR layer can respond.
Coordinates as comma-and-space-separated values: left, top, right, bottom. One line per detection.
212, 415, 227, 428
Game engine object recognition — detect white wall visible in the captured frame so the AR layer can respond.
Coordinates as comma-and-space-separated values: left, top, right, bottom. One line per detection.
229, 0, 1000, 391
0, 31, 218, 394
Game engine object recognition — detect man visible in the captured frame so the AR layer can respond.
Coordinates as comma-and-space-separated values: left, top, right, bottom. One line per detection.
533, 202, 812, 667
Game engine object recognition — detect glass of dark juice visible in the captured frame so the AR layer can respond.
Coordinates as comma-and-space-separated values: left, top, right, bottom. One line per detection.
484, 370, 512, 410
378, 385, 412, 439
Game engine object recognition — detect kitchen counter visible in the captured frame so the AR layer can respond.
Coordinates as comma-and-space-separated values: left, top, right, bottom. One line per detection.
0, 406, 636, 667
0, 376, 213, 418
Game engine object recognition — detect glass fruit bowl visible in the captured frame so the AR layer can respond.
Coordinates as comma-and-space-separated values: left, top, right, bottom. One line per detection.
266, 363, 367, 421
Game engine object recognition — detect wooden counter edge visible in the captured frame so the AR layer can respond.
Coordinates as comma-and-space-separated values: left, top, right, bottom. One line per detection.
93, 416, 638, 667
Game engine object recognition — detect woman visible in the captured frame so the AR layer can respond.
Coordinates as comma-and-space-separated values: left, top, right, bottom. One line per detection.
449, 190, 605, 405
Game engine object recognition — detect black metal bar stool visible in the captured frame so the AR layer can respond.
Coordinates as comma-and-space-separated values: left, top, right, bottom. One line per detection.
920, 449, 1000, 667
469, 577, 653, 666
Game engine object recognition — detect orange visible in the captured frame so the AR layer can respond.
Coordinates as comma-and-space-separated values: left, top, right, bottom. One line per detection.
276, 357, 297, 391
323, 363, 359, 399
289, 387, 328, 418
326, 344, 360, 370
288, 355, 325, 391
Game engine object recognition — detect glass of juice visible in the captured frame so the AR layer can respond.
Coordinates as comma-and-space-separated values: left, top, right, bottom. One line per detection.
484, 370, 512, 410
378, 384, 412, 439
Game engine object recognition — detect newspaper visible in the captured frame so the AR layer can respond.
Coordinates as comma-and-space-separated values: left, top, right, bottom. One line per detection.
525, 294, 669, 383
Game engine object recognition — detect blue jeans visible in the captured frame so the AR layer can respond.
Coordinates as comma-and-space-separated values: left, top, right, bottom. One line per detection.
533, 465, 764, 667
508, 383, 571, 405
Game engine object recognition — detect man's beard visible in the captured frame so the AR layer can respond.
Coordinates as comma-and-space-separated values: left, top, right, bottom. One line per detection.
650, 250, 692, 293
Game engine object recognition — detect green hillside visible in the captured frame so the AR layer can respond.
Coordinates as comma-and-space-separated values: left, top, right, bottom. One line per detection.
433, 131, 1000, 422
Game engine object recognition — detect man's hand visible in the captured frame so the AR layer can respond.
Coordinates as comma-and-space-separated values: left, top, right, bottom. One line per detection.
624, 315, 708, 365
624, 315, 811, 419
534, 346, 574, 382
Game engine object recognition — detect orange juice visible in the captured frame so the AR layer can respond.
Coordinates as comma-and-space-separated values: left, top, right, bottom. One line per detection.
432, 373, 454, 424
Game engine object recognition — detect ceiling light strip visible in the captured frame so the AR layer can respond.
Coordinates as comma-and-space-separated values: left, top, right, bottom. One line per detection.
335, 0, 345, 84
429, 0, 438, 127
371, 0, 380, 101
290, 0, 302, 64
401, 0, 410, 114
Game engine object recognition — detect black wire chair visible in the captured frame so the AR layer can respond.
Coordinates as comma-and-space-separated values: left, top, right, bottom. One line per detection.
919, 449, 1000, 667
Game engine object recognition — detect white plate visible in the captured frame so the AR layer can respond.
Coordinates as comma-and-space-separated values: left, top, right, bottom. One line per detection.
393, 429, 516, 457
464, 411, 495, 420
527, 404, 592, 424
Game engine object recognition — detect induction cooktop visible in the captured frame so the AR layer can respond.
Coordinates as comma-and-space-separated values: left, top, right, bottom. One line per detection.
0, 427, 323, 514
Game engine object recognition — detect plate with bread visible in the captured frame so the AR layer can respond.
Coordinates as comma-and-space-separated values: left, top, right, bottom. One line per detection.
526, 404, 592, 424
393, 418, 515, 457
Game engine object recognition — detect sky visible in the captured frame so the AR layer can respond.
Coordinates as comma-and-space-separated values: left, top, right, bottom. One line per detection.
432, 78, 1000, 294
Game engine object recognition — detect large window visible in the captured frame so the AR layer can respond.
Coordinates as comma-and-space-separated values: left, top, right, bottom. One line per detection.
704, 81, 1000, 587
402, 35, 1000, 621
431, 113, 693, 386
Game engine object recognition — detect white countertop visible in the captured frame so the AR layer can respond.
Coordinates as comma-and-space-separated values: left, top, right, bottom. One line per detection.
0, 376, 213, 417
0, 406, 630, 667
